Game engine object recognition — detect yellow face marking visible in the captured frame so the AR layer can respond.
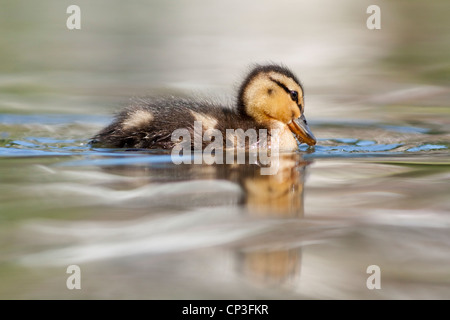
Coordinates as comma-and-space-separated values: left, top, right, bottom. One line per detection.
243, 72, 304, 126
267, 72, 303, 98
122, 110, 154, 130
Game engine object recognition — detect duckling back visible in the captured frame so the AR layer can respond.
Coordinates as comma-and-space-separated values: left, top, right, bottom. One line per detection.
91, 96, 264, 149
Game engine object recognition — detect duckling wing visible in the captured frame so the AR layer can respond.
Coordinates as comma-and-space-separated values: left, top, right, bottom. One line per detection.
92, 96, 247, 149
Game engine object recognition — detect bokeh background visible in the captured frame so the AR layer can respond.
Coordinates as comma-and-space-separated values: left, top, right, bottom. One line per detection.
1, 0, 449, 116
0, 0, 449, 299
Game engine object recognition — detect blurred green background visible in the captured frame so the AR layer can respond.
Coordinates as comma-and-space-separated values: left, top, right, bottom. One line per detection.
0, 0, 449, 116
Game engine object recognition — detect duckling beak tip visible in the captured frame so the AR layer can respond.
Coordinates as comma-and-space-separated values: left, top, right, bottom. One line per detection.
288, 116, 316, 146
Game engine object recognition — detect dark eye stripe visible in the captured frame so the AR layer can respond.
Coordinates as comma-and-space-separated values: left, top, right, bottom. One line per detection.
269, 77, 290, 94
269, 77, 303, 112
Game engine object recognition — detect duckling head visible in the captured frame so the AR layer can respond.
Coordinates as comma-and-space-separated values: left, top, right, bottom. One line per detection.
237, 64, 316, 146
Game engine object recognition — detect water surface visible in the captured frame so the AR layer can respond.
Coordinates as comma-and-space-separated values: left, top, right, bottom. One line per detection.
1, 110, 449, 299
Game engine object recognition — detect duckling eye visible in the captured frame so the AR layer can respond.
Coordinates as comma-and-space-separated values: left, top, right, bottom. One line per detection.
290, 90, 298, 103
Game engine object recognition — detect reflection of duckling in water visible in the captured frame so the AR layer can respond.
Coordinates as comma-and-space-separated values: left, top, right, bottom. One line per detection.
94, 151, 308, 287
92, 64, 316, 151
244, 155, 307, 218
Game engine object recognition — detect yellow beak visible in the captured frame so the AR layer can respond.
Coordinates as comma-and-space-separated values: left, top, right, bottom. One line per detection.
287, 115, 316, 146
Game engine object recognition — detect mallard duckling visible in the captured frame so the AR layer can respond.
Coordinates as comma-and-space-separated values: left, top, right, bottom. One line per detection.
92, 64, 316, 151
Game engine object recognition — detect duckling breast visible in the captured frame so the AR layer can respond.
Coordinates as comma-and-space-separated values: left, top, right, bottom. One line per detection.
269, 121, 301, 151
